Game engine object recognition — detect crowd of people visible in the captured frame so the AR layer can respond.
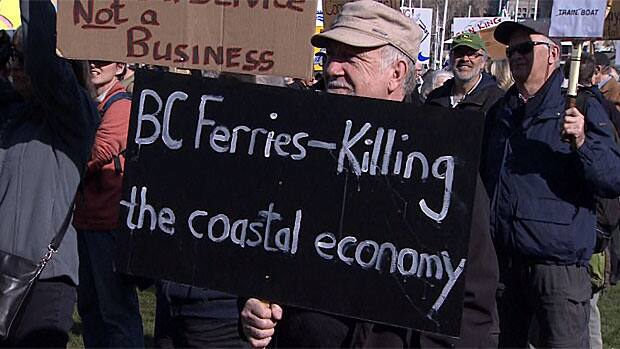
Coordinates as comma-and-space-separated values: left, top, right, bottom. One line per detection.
1, 0, 620, 348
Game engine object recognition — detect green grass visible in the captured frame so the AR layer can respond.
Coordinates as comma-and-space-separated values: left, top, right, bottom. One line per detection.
68, 285, 620, 348
601, 285, 620, 349
68, 287, 157, 348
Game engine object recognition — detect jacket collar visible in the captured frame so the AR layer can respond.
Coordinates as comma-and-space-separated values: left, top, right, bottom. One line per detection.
502, 69, 564, 125
427, 72, 499, 108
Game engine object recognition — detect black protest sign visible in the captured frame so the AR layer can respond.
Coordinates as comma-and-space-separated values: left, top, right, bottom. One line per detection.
115, 68, 485, 337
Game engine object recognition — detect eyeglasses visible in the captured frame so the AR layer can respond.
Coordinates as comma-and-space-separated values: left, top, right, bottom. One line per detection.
452, 48, 485, 59
506, 41, 551, 58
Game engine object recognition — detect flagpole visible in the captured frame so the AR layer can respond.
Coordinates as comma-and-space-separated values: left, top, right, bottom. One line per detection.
439, 0, 448, 69
514, 0, 519, 20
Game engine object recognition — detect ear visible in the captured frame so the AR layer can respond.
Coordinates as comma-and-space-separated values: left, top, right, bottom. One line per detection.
548, 45, 560, 66
388, 59, 408, 95
115, 63, 126, 77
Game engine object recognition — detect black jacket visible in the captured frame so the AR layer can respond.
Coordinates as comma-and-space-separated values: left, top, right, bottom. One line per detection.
270, 176, 499, 348
239, 88, 500, 348
425, 73, 504, 116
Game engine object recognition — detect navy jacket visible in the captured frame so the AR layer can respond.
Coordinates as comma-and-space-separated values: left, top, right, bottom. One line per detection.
481, 69, 620, 266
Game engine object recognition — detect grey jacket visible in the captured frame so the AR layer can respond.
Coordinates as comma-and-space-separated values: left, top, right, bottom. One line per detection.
0, 0, 99, 284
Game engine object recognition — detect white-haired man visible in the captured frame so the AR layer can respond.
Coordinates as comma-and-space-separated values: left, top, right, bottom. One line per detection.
240, 1, 499, 347
426, 32, 504, 115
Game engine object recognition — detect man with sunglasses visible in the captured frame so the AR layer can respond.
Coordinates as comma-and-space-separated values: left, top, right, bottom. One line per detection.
481, 20, 620, 348
426, 33, 504, 115
240, 1, 500, 348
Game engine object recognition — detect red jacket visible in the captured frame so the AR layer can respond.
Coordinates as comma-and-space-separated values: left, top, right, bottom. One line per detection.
74, 81, 131, 230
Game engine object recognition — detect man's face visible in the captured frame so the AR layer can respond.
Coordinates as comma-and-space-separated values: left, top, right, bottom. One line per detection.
9, 29, 32, 98
89, 60, 123, 90
324, 42, 393, 99
593, 65, 608, 84
450, 46, 486, 83
507, 31, 556, 85
415, 61, 423, 82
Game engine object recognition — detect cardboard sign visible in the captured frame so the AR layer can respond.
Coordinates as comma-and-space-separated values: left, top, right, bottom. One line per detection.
549, 0, 607, 38
314, 2, 324, 72
56, 0, 317, 78
478, 27, 507, 60
322, 0, 399, 29
401, 7, 432, 62
0, 0, 21, 30
115, 69, 485, 337
451, 17, 510, 37
313, 25, 325, 71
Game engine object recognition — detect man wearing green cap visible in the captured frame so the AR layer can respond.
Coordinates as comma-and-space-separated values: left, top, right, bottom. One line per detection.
426, 33, 504, 115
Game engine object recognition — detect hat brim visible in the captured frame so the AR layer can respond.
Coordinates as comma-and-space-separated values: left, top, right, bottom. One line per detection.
311, 27, 388, 49
494, 22, 534, 45
451, 43, 486, 52
494, 20, 555, 45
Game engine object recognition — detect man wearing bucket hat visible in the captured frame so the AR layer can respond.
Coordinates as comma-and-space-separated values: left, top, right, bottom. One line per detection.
426, 33, 504, 115
240, 1, 500, 347
481, 19, 620, 348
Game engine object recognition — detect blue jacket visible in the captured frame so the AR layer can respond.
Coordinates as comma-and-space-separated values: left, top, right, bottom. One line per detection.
481, 69, 620, 266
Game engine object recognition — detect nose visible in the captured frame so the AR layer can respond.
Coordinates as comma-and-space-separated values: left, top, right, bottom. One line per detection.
324, 56, 344, 80
457, 55, 472, 64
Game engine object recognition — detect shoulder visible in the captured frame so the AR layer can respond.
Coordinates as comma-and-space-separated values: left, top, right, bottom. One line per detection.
479, 84, 505, 104
100, 82, 132, 117
425, 80, 452, 104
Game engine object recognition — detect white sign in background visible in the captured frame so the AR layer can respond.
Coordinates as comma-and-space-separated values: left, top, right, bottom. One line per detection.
549, 0, 607, 38
451, 17, 511, 37
401, 7, 432, 62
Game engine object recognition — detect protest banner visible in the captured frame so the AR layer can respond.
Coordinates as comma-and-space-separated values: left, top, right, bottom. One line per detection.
322, 0, 399, 29
400, 7, 432, 62
478, 27, 506, 60
114, 69, 485, 337
549, 0, 607, 38
56, 0, 316, 78
314, 3, 324, 72
451, 16, 510, 37
549, 0, 608, 105
0, 0, 20, 30
449, 17, 510, 61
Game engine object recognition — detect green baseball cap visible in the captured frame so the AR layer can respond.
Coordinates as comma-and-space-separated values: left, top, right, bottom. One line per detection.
451, 33, 486, 52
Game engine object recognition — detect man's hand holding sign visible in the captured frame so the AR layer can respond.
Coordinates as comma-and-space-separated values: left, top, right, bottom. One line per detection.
549, 0, 609, 148
111, 1, 498, 347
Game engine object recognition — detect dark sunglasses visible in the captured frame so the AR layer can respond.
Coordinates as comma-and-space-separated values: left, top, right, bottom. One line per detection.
506, 41, 551, 58
452, 48, 485, 59
90, 60, 115, 67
